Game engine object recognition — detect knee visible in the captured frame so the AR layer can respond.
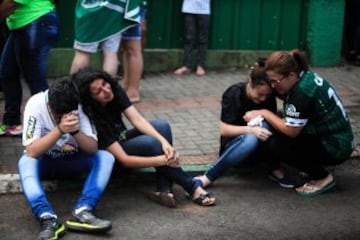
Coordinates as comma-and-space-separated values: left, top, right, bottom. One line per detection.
144, 136, 163, 155
123, 43, 141, 57
72, 51, 90, 65
151, 119, 170, 131
96, 150, 115, 168
18, 154, 38, 177
150, 119, 172, 142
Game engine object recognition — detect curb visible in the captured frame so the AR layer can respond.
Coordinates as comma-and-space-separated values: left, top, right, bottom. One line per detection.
0, 164, 211, 194
1, 150, 358, 194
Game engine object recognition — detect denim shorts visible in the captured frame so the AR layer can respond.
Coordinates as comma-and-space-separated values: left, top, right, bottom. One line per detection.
74, 32, 122, 53
122, 24, 141, 40
121, 7, 146, 41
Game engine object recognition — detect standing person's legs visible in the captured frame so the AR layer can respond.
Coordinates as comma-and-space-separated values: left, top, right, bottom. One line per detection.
195, 14, 210, 76
1, 12, 58, 131
121, 38, 142, 102
21, 11, 59, 94
0, 32, 22, 127
173, 13, 196, 75
120, 22, 143, 103
0, 21, 9, 99
71, 33, 121, 77
183, 13, 196, 69
70, 50, 91, 74
101, 32, 122, 77
102, 50, 119, 77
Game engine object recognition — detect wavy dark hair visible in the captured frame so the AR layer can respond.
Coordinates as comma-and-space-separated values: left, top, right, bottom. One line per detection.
73, 67, 123, 132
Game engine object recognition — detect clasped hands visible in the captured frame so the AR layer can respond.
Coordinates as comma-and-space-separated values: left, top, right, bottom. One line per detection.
58, 110, 80, 134
162, 142, 180, 167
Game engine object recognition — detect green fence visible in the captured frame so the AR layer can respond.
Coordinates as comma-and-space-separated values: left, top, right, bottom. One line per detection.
56, 0, 307, 50
49, 0, 343, 76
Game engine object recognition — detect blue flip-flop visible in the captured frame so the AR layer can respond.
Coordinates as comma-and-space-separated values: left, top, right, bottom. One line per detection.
296, 180, 336, 197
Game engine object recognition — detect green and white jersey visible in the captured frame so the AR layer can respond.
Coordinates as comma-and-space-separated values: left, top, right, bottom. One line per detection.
284, 71, 354, 159
75, 0, 141, 44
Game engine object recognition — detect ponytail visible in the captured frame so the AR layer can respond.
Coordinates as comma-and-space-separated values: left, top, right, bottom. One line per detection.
266, 49, 309, 76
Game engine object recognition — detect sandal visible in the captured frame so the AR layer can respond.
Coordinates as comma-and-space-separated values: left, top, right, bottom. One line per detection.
192, 192, 216, 206
295, 180, 336, 197
146, 191, 176, 208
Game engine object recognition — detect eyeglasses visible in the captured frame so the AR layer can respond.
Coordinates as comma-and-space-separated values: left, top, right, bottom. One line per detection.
269, 75, 287, 85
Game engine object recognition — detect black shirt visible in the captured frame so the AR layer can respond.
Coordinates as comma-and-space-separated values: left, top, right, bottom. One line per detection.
220, 82, 277, 154
96, 84, 132, 149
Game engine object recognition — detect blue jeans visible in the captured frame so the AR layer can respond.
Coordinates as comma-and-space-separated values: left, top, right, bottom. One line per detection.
205, 121, 276, 181
18, 150, 115, 219
120, 119, 199, 195
0, 11, 59, 125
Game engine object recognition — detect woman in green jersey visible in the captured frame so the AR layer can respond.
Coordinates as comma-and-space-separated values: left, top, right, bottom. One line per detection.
244, 49, 355, 197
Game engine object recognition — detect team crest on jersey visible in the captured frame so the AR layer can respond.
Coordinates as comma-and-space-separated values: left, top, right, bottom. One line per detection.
285, 104, 300, 118
25, 116, 36, 140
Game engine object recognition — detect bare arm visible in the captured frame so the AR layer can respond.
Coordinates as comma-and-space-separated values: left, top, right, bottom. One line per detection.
244, 109, 303, 138
106, 141, 169, 168
72, 131, 97, 154
25, 126, 64, 158
25, 111, 97, 157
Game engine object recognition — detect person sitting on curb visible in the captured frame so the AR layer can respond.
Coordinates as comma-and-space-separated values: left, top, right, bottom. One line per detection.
18, 76, 115, 240
245, 49, 355, 197
73, 67, 216, 208
195, 60, 299, 189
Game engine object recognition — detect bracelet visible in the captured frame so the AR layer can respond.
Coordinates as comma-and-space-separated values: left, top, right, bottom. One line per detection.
70, 130, 80, 136
57, 125, 65, 135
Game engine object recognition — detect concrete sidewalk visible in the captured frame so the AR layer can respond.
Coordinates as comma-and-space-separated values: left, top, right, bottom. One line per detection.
0, 65, 360, 239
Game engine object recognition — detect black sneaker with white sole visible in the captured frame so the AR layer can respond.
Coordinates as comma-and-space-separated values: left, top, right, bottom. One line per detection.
65, 209, 112, 233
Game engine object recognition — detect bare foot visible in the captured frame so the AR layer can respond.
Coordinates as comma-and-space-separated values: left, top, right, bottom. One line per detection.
195, 66, 206, 77
173, 66, 191, 76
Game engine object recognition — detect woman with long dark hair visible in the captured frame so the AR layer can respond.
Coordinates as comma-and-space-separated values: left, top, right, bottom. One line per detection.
74, 67, 216, 207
